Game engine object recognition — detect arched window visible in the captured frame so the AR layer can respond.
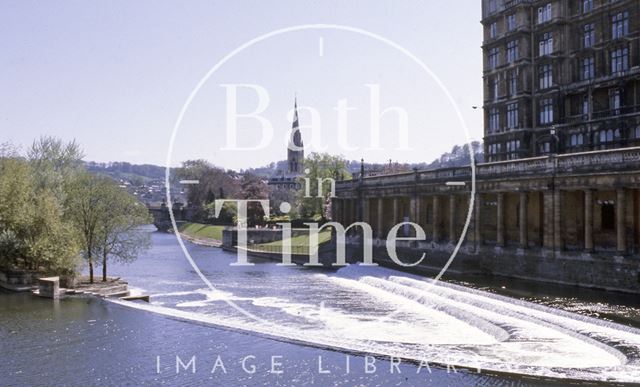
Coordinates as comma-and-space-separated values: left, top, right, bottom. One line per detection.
569, 133, 585, 149
600, 130, 606, 143
606, 129, 614, 142
635, 126, 640, 139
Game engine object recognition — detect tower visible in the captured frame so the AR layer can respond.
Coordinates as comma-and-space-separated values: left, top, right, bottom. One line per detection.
287, 97, 304, 174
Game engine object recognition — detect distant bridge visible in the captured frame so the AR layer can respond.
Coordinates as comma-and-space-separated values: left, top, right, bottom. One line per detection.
147, 203, 190, 231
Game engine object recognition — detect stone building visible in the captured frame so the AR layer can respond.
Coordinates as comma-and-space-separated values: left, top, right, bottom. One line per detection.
332, 0, 640, 292
482, 0, 640, 162
333, 149, 640, 291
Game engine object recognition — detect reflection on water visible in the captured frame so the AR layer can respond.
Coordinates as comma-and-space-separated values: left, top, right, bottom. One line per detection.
2, 231, 640, 385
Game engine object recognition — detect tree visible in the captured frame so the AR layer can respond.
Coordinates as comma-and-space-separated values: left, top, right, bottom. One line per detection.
0, 156, 80, 274
177, 160, 241, 223
0, 158, 35, 269
94, 183, 151, 281
269, 186, 297, 218
66, 172, 110, 282
239, 173, 269, 226
28, 136, 84, 202
296, 153, 351, 219
427, 141, 484, 169
0, 142, 20, 158
67, 172, 151, 283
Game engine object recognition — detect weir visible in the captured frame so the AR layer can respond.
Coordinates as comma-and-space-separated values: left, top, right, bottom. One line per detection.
110, 259, 640, 382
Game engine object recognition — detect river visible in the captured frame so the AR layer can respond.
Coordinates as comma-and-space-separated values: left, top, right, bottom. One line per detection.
3, 231, 640, 386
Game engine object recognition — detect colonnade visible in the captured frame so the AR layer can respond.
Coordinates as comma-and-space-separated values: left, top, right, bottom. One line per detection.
333, 187, 636, 254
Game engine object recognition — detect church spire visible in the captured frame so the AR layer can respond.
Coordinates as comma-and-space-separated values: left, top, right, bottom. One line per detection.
289, 96, 302, 148
287, 95, 304, 174
292, 95, 299, 129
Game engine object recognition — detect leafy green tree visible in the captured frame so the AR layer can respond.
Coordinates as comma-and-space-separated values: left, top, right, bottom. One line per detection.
178, 160, 241, 223
67, 172, 151, 283
0, 158, 34, 269
269, 186, 297, 218
0, 157, 80, 274
239, 173, 269, 226
296, 153, 351, 219
94, 183, 151, 281
66, 172, 110, 282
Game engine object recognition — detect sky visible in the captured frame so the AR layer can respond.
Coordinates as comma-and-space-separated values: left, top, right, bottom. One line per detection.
0, 1, 484, 170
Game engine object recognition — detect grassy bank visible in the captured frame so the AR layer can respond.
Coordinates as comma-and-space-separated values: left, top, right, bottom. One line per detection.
178, 222, 225, 241
178, 222, 332, 255
250, 229, 332, 255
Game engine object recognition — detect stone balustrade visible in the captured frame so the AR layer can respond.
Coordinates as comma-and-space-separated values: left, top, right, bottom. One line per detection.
336, 147, 640, 192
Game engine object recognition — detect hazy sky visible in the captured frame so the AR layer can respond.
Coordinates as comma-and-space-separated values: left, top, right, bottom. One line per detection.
0, 1, 484, 170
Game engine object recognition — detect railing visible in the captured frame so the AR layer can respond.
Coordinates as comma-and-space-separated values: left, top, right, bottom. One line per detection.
591, 105, 640, 120
557, 147, 640, 170
477, 156, 552, 177
247, 243, 317, 256
335, 146, 640, 192
572, 66, 640, 87
555, 105, 640, 127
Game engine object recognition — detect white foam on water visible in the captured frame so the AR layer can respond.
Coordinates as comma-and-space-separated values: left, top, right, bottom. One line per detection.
355, 276, 624, 368
391, 276, 640, 346
126, 287, 146, 297
107, 264, 640, 383
249, 292, 490, 345
325, 275, 503, 345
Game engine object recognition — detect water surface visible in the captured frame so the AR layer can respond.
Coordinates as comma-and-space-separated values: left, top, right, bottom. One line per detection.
3, 231, 640, 385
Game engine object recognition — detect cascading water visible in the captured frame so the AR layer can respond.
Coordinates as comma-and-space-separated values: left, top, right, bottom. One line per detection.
109, 237, 640, 383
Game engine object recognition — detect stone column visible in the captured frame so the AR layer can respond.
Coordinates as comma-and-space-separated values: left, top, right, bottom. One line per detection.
474, 193, 483, 250
519, 192, 528, 248
362, 197, 370, 224
341, 199, 348, 224
433, 195, 440, 242
449, 195, 456, 243
584, 190, 594, 252
497, 193, 505, 247
543, 190, 554, 249
617, 188, 626, 254
331, 199, 340, 223
553, 189, 563, 251
410, 197, 418, 223
410, 196, 420, 238
344, 199, 351, 225
392, 197, 399, 226
351, 199, 357, 225
376, 198, 384, 239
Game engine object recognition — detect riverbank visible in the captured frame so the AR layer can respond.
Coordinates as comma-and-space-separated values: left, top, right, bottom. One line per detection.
177, 222, 224, 247
177, 222, 332, 254
0, 267, 134, 300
